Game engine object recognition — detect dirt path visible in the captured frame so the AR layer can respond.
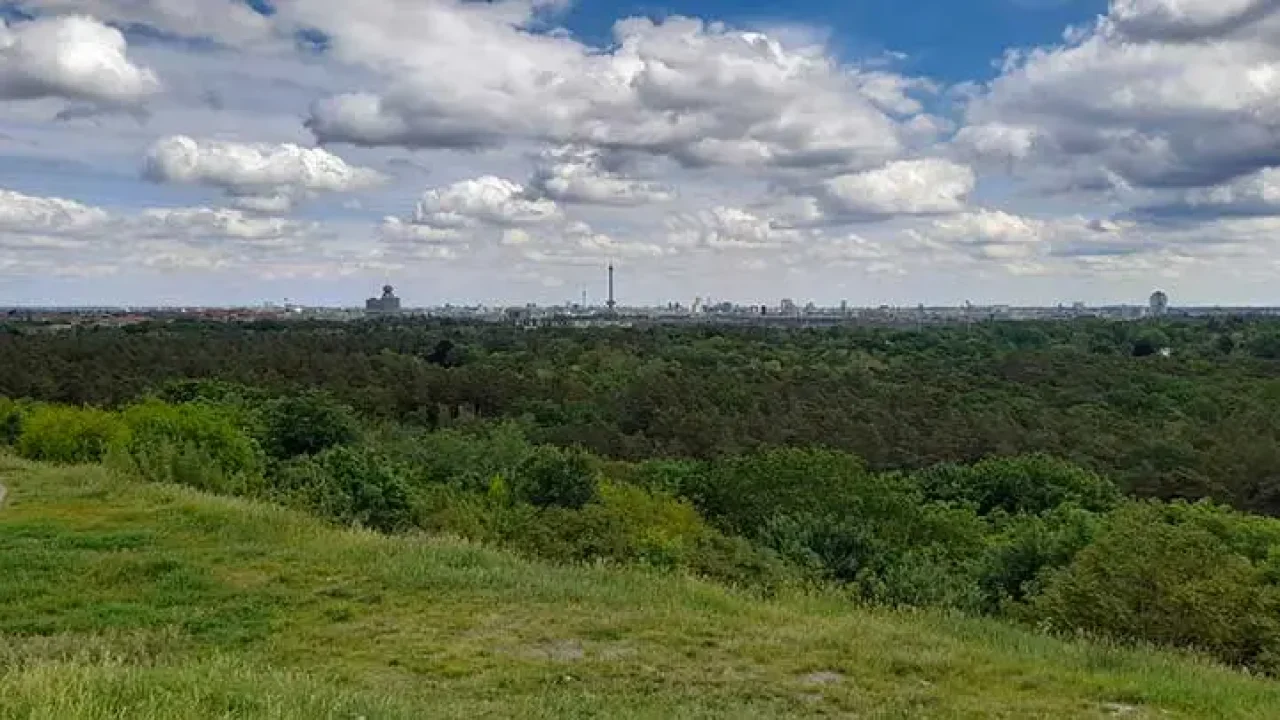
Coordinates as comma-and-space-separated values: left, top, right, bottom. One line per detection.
0, 483, 6, 508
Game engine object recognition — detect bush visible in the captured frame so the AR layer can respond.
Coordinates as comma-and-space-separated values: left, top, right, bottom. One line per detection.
259, 392, 360, 460
0, 398, 27, 446
915, 454, 1119, 515
1027, 501, 1280, 671
110, 401, 264, 495
390, 423, 533, 493
758, 497, 988, 606
273, 446, 413, 532
688, 448, 870, 536
627, 458, 709, 496
976, 505, 1101, 611
16, 405, 126, 464
510, 445, 598, 509
491, 479, 793, 588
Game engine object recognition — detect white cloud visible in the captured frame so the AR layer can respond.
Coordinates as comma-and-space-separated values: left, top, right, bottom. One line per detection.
136, 207, 317, 247
667, 206, 805, 250
294, 3, 925, 171
18, 0, 275, 47
1174, 166, 1280, 214
0, 16, 160, 106
144, 136, 385, 212
908, 209, 1046, 263
821, 158, 975, 217
530, 146, 675, 206
413, 176, 561, 228
0, 187, 111, 236
961, 0, 1280, 191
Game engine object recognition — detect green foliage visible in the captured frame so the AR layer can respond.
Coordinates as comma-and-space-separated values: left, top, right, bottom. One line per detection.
688, 448, 869, 537
510, 445, 598, 509
627, 458, 709, 496
0, 397, 27, 446
1249, 332, 1280, 360
976, 505, 1101, 610
156, 379, 266, 406
109, 401, 264, 495
16, 405, 125, 464
390, 423, 533, 493
1132, 329, 1170, 357
14, 317, 1280, 515
1028, 501, 1280, 671
274, 446, 413, 532
259, 392, 359, 460
915, 454, 1119, 515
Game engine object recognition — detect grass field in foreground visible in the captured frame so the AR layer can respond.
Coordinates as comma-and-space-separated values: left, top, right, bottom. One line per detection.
0, 456, 1277, 719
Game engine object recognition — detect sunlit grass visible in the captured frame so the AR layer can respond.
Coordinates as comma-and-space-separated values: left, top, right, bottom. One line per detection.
1, 456, 1276, 719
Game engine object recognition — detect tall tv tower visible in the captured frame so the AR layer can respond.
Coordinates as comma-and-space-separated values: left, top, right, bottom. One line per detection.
607, 263, 616, 313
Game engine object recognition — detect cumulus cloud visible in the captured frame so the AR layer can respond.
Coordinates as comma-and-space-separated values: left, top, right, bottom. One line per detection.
136, 207, 318, 247
530, 147, 675, 206
412, 176, 562, 229
294, 2, 928, 171
517, 221, 668, 266
960, 0, 1280, 192
1140, 167, 1280, 217
908, 209, 1046, 263
0, 16, 160, 106
144, 136, 385, 212
18, 0, 275, 47
667, 206, 805, 250
1109, 0, 1280, 42
0, 187, 111, 238
820, 159, 975, 218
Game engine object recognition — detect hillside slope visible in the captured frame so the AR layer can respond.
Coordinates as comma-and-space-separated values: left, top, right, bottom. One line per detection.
0, 456, 1276, 719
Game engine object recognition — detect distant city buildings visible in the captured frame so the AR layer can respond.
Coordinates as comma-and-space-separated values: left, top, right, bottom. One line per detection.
1150, 290, 1169, 317
366, 285, 402, 315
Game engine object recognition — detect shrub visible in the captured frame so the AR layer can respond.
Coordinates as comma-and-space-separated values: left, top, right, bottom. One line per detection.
758, 497, 988, 606
110, 401, 264, 495
688, 448, 870, 536
259, 392, 360, 460
975, 505, 1101, 612
491, 479, 793, 588
510, 445, 598, 509
16, 405, 126, 464
391, 423, 533, 493
273, 446, 413, 532
1027, 501, 1280, 671
156, 379, 267, 406
627, 458, 709, 496
915, 454, 1119, 515
0, 397, 27, 446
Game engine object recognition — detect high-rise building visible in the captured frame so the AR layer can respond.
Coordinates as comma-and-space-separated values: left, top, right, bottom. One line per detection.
366, 285, 402, 314
1149, 290, 1169, 317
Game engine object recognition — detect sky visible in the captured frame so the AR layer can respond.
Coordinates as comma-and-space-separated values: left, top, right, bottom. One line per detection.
3, 0, 1280, 308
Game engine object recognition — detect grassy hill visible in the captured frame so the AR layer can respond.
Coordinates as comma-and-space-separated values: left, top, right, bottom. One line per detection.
1, 456, 1277, 719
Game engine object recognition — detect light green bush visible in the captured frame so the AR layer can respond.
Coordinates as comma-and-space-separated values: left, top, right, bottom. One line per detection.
17, 405, 126, 464
1027, 501, 1280, 671
110, 401, 265, 495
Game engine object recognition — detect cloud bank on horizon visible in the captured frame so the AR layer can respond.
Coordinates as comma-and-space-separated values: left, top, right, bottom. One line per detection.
2, 0, 1280, 306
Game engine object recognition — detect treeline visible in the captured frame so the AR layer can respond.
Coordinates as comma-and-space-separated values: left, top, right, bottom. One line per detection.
3, 387, 1280, 674
5, 318, 1280, 513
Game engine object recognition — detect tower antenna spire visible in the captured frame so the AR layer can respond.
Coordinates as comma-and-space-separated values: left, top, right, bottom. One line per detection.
607, 262, 616, 314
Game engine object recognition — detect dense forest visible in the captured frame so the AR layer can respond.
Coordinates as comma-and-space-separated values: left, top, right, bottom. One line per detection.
6, 316, 1280, 673
5, 317, 1280, 512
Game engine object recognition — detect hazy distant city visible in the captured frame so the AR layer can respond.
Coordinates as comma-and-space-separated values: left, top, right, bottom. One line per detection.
7, 276, 1280, 331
